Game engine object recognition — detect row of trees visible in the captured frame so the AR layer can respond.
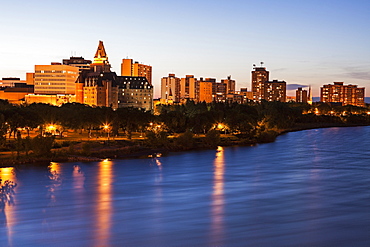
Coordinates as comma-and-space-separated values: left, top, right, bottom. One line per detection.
1, 99, 370, 152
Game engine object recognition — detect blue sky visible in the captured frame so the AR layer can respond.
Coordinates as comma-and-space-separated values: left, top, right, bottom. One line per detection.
1, 0, 370, 97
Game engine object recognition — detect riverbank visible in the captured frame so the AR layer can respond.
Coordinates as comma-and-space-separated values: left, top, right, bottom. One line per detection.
1, 122, 369, 167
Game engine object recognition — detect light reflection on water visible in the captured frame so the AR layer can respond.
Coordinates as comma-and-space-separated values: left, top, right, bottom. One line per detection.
211, 146, 225, 244
0, 126, 370, 246
95, 159, 113, 247
0, 167, 16, 247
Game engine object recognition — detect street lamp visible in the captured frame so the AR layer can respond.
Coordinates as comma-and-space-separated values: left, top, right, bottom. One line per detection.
103, 124, 110, 141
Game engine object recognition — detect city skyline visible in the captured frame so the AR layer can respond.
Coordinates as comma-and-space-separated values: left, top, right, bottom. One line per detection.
1, 0, 369, 98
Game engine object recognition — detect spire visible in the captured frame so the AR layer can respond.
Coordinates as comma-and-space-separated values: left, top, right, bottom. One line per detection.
93, 41, 108, 64
95, 41, 107, 58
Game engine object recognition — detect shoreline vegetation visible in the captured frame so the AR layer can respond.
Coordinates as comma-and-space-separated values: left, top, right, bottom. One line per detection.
1, 100, 370, 167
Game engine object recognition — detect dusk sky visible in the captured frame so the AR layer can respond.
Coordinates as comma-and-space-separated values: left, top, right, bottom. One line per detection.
1, 0, 370, 97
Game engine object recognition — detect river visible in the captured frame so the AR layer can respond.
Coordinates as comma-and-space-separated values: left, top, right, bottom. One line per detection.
1, 126, 370, 246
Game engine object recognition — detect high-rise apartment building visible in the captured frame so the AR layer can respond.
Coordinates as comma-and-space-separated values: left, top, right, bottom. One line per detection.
161, 74, 180, 103
321, 82, 365, 107
180, 75, 198, 102
263, 80, 286, 102
221, 76, 236, 94
34, 63, 79, 95
296, 87, 308, 103
121, 59, 152, 85
198, 79, 213, 103
251, 66, 269, 101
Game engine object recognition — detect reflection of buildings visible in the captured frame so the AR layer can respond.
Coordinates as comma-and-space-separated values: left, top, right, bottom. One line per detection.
0, 167, 17, 246
320, 82, 365, 107
95, 159, 113, 246
211, 146, 225, 241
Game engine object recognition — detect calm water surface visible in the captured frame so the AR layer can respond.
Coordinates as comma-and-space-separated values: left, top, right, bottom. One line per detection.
1, 126, 370, 246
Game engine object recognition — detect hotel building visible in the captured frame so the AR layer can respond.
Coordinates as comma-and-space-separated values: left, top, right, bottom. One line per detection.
117, 76, 153, 111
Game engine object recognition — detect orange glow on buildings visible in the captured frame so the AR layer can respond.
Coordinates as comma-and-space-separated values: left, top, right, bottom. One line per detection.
121, 59, 152, 85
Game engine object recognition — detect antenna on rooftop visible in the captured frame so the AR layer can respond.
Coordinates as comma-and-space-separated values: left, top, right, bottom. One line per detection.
260, 62, 264, 67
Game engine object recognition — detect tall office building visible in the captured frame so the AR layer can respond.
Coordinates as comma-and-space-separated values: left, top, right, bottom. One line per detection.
121, 59, 152, 85
251, 65, 269, 101
296, 87, 308, 103
34, 63, 79, 95
264, 80, 286, 102
161, 73, 180, 103
321, 82, 365, 107
180, 75, 198, 102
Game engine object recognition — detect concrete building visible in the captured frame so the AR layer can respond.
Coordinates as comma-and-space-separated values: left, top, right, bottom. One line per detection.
0, 83, 34, 104
25, 94, 76, 106
321, 82, 365, 107
251, 65, 269, 101
221, 76, 236, 94
296, 87, 308, 103
161, 73, 180, 103
34, 63, 79, 95
62, 56, 92, 72
117, 76, 153, 111
198, 79, 213, 103
180, 75, 198, 102
263, 80, 286, 102
0, 74, 34, 87
121, 59, 152, 85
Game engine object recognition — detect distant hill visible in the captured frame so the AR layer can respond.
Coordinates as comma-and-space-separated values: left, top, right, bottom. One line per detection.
312, 97, 370, 104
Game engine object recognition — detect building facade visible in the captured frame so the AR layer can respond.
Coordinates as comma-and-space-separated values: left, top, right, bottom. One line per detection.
180, 75, 198, 102
198, 80, 213, 103
251, 66, 269, 101
296, 87, 308, 103
263, 80, 286, 102
161, 73, 180, 103
117, 76, 153, 111
221, 76, 236, 94
320, 82, 365, 107
34, 63, 79, 95
121, 59, 152, 85
63, 56, 92, 72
